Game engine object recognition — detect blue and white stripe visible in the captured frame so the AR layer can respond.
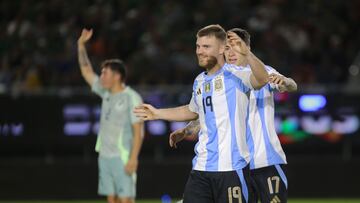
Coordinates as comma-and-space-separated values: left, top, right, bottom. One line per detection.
246, 65, 287, 169
189, 63, 253, 172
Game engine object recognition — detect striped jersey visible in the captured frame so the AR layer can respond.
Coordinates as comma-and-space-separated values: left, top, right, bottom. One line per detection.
245, 65, 287, 169
188, 63, 253, 172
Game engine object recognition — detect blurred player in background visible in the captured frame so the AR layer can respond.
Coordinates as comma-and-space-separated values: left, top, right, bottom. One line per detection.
134, 24, 269, 203
169, 28, 297, 203
77, 28, 144, 203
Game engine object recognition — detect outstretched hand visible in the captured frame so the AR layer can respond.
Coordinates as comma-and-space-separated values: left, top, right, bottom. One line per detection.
78, 28, 93, 44
227, 31, 250, 56
133, 104, 159, 121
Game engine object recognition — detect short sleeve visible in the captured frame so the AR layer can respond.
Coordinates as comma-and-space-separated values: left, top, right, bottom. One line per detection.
91, 76, 107, 98
225, 65, 254, 92
188, 95, 198, 113
234, 69, 254, 90
128, 89, 143, 124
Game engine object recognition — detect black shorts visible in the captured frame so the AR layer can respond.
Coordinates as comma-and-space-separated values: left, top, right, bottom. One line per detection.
183, 165, 255, 203
250, 164, 288, 203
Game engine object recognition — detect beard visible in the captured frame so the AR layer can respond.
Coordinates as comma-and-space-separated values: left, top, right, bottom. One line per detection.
198, 55, 218, 70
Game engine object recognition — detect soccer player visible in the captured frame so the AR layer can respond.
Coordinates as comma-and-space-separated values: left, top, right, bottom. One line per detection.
134, 24, 269, 203
77, 28, 143, 203
169, 28, 297, 203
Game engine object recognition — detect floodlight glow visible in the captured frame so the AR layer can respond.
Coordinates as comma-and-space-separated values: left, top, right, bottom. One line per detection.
299, 95, 326, 112
147, 120, 167, 136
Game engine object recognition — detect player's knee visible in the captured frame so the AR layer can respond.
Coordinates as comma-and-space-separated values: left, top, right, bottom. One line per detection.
107, 195, 117, 203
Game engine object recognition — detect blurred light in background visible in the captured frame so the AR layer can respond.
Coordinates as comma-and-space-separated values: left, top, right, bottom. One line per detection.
274, 92, 289, 102
170, 121, 187, 132
301, 116, 331, 135
147, 120, 167, 136
92, 121, 100, 135
63, 105, 90, 119
58, 103, 359, 144
92, 106, 101, 120
0, 123, 23, 136
161, 194, 171, 203
349, 65, 359, 76
332, 115, 360, 135
64, 122, 91, 136
299, 95, 327, 112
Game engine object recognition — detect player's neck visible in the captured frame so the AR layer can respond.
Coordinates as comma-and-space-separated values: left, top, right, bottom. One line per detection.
207, 59, 225, 75
110, 83, 126, 94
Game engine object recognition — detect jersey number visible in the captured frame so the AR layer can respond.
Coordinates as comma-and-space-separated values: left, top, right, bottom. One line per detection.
228, 186, 242, 203
202, 96, 213, 114
267, 176, 280, 194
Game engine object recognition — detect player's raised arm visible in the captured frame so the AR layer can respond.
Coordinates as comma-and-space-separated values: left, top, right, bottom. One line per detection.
77, 28, 96, 86
227, 31, 269, 89
134, 104, 198, 122
269, 73, 298, 92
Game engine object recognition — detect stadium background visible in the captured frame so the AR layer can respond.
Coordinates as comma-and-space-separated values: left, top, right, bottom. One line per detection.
1, 0, 360, 202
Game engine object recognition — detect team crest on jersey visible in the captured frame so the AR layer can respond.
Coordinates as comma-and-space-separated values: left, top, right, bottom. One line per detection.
214, 78, 223, 91
205, 83, 211, 92
115, 100, 124, 110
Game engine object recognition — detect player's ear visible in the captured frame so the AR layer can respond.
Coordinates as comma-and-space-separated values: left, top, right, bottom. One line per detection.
119, 74, 124, 83
115, 72, 122, 83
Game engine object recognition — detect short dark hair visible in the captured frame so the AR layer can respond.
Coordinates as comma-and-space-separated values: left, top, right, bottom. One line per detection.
228, 28, 251, 46
101, 59, 127, 82
197, 24, 227, 42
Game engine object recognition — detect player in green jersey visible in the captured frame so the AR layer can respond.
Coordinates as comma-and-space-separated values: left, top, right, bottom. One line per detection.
77, 28, 144, 203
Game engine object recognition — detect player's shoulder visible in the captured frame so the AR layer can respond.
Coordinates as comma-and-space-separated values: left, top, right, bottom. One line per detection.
193, 72, 206, 87
223, 63, 249, 73
194, 71, 206, 81
125, 86, 143, 102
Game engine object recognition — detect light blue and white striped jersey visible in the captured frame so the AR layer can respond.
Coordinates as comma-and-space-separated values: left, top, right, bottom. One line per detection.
188, 63, 253, 172
245, 65, 287, 169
